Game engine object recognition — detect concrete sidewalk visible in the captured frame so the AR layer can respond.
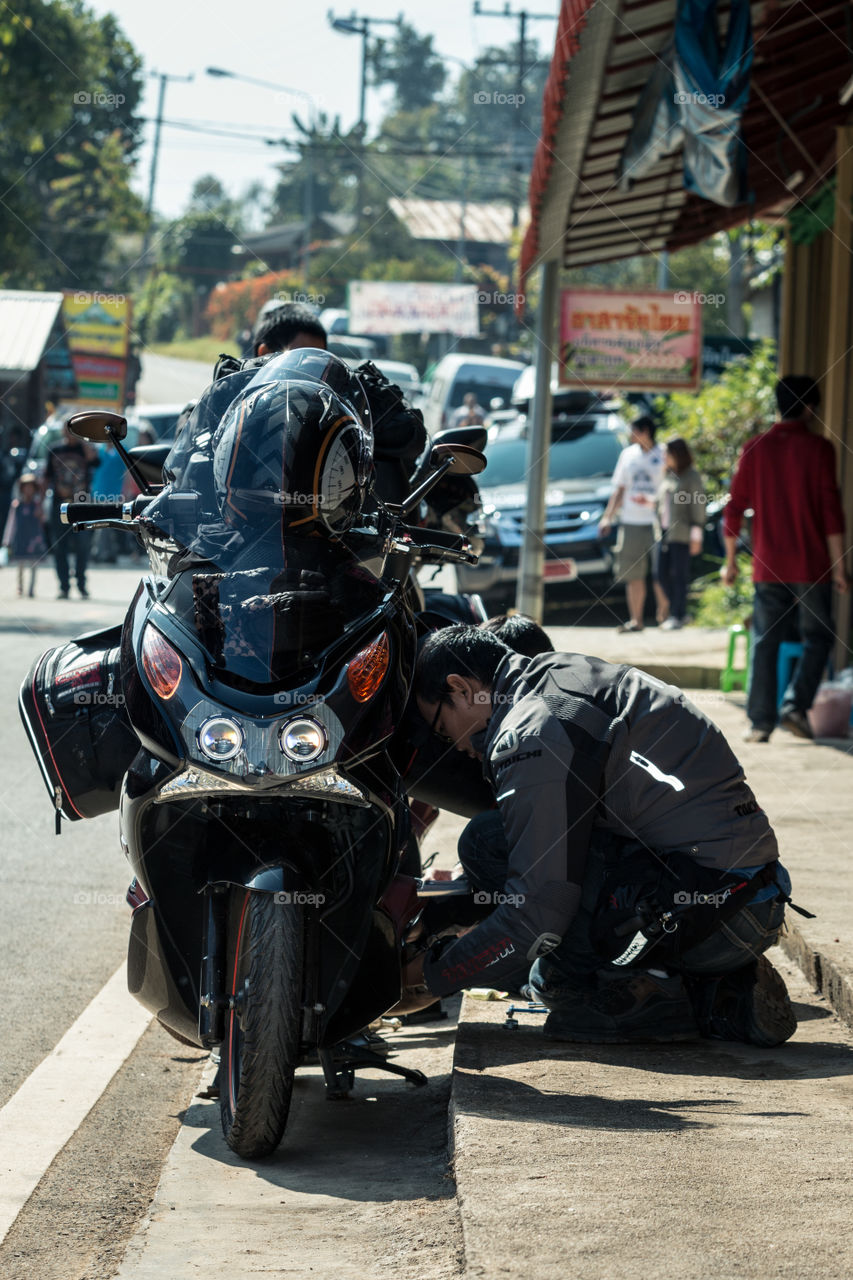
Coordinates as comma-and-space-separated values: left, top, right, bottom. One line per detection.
447, 666, 853, 1279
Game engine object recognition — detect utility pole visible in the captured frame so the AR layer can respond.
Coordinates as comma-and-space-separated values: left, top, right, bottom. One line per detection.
472, 2, 553, 228
141, 69, 193, 273
327, 10, 402, 223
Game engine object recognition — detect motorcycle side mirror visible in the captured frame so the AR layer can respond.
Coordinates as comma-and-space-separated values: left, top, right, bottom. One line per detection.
66, 411, 128, 443
430, 443, 487, 476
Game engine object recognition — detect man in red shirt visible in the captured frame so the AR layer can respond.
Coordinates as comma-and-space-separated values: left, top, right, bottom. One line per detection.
723, 376, 849, 742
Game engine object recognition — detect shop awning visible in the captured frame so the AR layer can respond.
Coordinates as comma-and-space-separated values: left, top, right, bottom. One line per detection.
0, 291, 64, 379
520, 0, 853, 287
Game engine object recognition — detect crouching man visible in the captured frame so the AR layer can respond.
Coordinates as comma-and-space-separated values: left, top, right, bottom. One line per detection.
405, 625, 797, 1047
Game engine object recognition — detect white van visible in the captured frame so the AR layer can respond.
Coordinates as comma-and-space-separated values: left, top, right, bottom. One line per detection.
422, 354, 527, 435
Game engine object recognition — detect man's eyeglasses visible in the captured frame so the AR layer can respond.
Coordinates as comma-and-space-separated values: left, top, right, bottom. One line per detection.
428, 697, 453, 745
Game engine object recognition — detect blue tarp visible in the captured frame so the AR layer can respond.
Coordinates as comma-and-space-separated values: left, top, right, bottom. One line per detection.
619, 0, 753, 207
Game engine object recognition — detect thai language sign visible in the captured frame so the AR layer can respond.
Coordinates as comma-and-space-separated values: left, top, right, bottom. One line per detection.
348, 281, 480, 336
62, 291, 131, 407
559, 289, 702, 391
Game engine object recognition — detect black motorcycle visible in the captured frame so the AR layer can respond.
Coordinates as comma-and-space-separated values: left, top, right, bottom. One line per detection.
20, 351, 487, 1159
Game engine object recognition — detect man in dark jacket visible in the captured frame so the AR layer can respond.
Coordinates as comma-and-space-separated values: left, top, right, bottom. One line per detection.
405, 625, 796, 1047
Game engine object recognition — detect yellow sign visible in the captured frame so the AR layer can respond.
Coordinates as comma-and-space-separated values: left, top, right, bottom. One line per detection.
62, 291, 130, 359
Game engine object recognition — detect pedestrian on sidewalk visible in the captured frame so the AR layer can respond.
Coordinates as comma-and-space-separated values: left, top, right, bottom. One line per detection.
723, 375, 850, 743
44, 421, 96, 599
654, 437, 706, 630
404, 625, 798, 1047
598, 416, 666, 633
2, 472, 46, 596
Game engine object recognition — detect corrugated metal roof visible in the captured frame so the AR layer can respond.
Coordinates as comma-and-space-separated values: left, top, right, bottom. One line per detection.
520, 0, 852, 287
0, 291, 64, 376
388, 198, 526, 244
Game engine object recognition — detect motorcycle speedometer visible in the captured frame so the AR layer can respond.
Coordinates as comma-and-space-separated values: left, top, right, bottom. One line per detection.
279, 717, 327, 762
197, 716, 245, 762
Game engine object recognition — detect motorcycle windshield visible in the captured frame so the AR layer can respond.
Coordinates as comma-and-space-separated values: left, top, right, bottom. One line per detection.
151, 522, 387, 686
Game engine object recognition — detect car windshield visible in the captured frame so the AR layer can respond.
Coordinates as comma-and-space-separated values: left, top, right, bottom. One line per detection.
448, 367, 524, 409
483, 432, 622, 489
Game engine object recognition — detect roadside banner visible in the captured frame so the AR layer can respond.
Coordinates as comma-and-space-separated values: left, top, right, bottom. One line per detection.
348, 281, 480, 336
62, 291, 131, 407
559, 288, 702, 391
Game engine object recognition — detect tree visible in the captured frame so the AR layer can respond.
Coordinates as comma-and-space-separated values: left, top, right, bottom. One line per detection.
160, 209, 240, 289
368, 21, 446, 112
656, 339, 778, 491
0, 3, 146, 288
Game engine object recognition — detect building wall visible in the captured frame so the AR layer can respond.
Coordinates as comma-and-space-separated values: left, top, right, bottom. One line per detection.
780, 125, 853, 666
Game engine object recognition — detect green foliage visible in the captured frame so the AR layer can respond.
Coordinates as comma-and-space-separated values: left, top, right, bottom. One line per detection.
690, 555, 754, 627
368, 22, 446, 112
134, 272, 194, 344
160, 210, 240, 289
0, 1, 145, 288
788, 179, 837, 246
655, 339, 778, 491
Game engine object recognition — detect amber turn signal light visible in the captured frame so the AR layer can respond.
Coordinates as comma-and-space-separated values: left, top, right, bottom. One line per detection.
141, 625, 183, 700
347, 631, 390, 703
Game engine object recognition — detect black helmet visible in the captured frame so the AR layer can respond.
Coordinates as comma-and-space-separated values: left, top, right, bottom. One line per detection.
211, 375, 372, 537
246, 348, 373, 434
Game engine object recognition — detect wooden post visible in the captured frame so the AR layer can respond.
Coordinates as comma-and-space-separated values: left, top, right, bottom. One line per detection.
824, 125, 853, 669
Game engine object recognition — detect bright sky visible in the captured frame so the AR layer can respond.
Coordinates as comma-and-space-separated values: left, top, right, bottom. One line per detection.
89, 0, 559, 220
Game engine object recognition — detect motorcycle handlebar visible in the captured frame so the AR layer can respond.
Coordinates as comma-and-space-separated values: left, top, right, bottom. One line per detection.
61, 501, 124, 524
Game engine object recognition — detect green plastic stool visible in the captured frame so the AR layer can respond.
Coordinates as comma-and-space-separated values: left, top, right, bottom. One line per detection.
720, 624, 750, 692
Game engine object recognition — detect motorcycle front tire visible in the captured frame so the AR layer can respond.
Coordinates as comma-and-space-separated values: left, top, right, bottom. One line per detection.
220, 889, 303, 1159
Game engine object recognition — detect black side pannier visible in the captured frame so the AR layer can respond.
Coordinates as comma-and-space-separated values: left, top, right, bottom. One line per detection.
19, 625, 139, 829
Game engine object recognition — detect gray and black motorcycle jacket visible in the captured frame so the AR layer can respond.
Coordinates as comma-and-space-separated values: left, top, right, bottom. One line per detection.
422, 651, 779, 997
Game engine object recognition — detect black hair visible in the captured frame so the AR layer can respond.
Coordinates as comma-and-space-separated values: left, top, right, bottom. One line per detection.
481, 613, 554, 657
415, 624, 512, 706
253, 304, 327, 354
776, 375, 819, 420
665, 436, 693, 474
632, 414, 657, 442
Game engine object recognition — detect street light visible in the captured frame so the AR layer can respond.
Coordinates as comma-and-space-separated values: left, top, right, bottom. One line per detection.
205, 66, 319, 289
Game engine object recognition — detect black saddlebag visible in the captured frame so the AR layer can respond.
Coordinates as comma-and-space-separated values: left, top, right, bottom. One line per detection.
18, 626, 139, 827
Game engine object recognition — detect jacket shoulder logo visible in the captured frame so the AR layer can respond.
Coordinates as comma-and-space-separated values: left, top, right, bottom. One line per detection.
490, 728, 518, 760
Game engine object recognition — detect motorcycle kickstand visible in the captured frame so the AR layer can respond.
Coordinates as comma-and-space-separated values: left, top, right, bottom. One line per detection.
319, 1044, 428, 1100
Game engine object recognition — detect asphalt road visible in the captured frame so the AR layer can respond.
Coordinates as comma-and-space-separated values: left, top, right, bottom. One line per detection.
135, 351, 213, 407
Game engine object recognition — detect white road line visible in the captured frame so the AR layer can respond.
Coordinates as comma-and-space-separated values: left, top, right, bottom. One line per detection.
0, 963, 151, 1244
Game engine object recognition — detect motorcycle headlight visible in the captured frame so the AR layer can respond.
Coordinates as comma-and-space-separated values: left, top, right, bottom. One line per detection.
197, 716, 244, 762
279, 717, 328, 762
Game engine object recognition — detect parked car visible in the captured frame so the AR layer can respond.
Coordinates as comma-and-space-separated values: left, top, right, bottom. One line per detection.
133, 402, 186, 442
340, 356, 421, 402
421, 354, 527, 436
509, 363, 624, 430
455, 416, 628, 609
327, 335, 380, 363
